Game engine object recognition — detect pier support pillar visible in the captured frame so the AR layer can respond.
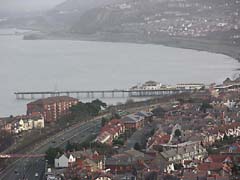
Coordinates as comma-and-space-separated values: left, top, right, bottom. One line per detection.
128, 92, 132, 97
87, 92, 90, 98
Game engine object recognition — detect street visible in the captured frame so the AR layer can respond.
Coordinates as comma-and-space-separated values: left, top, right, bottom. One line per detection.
0, 117, 102, 180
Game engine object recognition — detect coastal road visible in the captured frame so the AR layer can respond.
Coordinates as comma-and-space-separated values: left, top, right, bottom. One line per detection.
0, 116, 103, 180
0, 103, 155, 180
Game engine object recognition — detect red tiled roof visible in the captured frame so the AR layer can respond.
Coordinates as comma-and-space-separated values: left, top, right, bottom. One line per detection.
27, 96, 78, 105
198, 162, 223, 171
206, 155, 232, 163
210, 122, 240, 134
198, 162, 232, 174
99, 119, 124, 136
148, 131, 170, 148
97, 119, 126, 144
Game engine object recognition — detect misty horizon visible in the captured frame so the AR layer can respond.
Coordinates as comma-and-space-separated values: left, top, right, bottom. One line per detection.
0, 0, 66, 13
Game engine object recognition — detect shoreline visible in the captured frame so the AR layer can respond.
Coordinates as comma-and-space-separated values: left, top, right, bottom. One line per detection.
27, 31, 240, 63
0, 29, 239, 117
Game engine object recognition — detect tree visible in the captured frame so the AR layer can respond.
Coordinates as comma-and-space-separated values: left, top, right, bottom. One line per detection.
112, 112, 121, 119
126, 99, 134, 105
150, 129, 155, 136
69, 99, 107, 121
174, 163, 183, 170
134, 142, 141, 151
45, 147, 63, 166
151, 106, 166, 117
174, 129, 181, 138
92, 99, 107, 108
0, 130, 14, 151
200, 102, 213, 113
65, 141, 74, 151
101, 117, 109, 127
113, 138, 124, 146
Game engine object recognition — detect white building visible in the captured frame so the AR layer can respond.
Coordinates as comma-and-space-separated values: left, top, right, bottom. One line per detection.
141, 81, 162, 90
159, 141, 207, 173
130, 81, 163, 90
54, 153, 78, 168
14, 114, 44, 134
31, 115, 44, 129
176, 83, 205, 90
224, 100, 236, 109
54, 154, 69, 168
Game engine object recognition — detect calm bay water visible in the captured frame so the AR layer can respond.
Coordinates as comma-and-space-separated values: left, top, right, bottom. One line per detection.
0, 29, 239, 116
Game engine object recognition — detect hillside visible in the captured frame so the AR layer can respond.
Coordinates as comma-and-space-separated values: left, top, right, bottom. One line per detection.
0, 0, 116, 31
2, 0, 239, 60
70, 0, 239, 42
63, 0, 240, 60
46, 0, 116, 27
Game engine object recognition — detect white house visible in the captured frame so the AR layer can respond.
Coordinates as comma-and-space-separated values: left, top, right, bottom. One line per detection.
68, 154, 76, 163
55, 154, 69, 168
95, 176, 112, 180
31, 115, 44, 129
54, 153, 77, 168
13, 114, 45, 134
18, 119, 33, 132
224, 100, 236, 109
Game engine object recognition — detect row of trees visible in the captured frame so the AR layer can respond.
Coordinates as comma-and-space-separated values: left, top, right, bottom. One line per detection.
0, 130, 14, 152
59, 99, 107, 124
70, 99, 107, 118
65, 141, 114, 155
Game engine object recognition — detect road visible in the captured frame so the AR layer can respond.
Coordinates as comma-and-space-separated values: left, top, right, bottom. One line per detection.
0, 117, 102, 180
0, 101, 157, 180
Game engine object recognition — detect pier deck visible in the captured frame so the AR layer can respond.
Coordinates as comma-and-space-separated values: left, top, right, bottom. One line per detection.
14, 89, 190, 100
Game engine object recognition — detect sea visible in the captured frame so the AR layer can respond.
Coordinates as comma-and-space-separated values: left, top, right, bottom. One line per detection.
0, 28, 239, 116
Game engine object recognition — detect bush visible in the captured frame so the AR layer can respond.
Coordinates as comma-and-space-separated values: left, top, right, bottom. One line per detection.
174, 129, 181, 138
70, 99, 107, 121
134, 142, 142, 151
45, 147, 63, 166
113, 138, 124, 146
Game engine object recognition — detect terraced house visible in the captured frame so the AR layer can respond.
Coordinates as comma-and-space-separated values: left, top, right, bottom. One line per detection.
159, 141, 207, 173
96, 119, 125, 145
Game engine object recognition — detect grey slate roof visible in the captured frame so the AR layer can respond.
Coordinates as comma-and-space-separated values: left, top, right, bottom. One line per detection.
135, 111, 153, 118
122, 114, 144, 123
160, 142, 206, 161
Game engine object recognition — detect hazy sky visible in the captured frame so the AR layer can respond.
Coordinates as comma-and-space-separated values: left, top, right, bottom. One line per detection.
0, 0, 66, 12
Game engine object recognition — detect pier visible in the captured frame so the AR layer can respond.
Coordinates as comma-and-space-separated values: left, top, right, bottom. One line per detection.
14, 89, 190, 100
